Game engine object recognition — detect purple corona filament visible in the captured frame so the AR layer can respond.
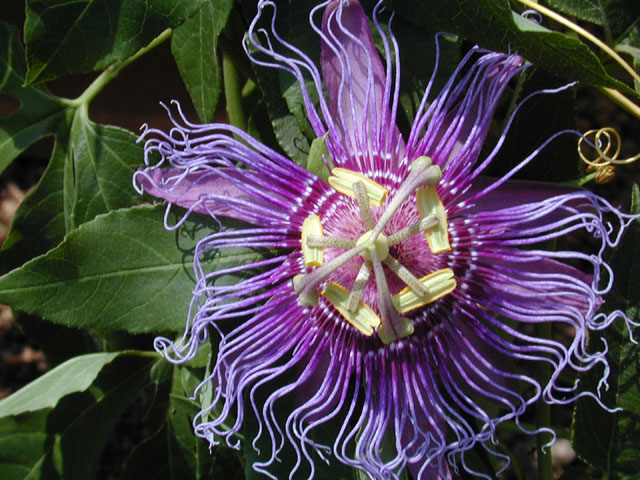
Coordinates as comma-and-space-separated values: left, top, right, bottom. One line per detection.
133, 1, 639, 479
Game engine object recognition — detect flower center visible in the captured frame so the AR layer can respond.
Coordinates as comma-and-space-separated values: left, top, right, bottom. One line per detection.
293, 156, 457, 344
356, 231, 389, 261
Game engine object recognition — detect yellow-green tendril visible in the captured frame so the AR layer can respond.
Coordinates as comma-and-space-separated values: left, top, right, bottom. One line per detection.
578, 127, 640, 184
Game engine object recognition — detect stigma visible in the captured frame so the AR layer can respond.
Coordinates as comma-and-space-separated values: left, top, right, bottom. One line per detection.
295, 157, 456, 344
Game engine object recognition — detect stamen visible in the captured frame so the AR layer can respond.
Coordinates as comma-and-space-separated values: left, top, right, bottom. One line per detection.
387, 215, 438, 246
370, 157, 441, 240
328, 168, 389, 206
384, 256, 428, 296
301, 214, 325, 267
353, 180, 375, 230
322, 282, 381, 335
347, 261, 372, 312
293, 243, 368, 306
416, 187, 451, 253
392, 268, 457, 314
306, 235, 356, 249
369, 248, 414, 344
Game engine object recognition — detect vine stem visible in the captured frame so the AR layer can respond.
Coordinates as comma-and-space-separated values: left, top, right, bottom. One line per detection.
601, 87, 640, 119
563, 171, 597, 187
535, 320, 554, 480
222, 49, 247, 132
65, 28, 172, 108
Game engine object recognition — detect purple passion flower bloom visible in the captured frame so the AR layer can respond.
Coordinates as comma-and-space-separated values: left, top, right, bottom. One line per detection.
134, 0, 639, 478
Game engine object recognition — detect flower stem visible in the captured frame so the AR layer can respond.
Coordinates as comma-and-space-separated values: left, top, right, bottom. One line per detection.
535, 321, 554, 480
223, 49, 247, 132
563, 171, 597, 187
601, 87, 640, 119
66, 28, 172, 108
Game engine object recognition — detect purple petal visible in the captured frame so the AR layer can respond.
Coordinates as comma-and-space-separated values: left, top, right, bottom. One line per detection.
461, 176, 581, 213
321, 0, 387, 157
407, 50, 525, 187
135, 167, 275, 225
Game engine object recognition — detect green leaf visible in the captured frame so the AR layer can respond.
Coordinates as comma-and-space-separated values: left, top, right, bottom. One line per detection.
617, 44, 640, 92
617, 27, 640, 93
0, 409, 52, 480
0, 205, 263, 333
571, 185, 640, 479
281, 74, 318, 142
0, 353, 153, 480
67, 109, 143, 230
0, 21, 69, 174
390, 0, 639, 99
2, 134, 71, 272
23, 0, 207, 85
121, 364, 244, 480
2, 113, 142, 271
0, 352, 126, 417
547, 0, 640, 40
306, 134, 332, 182
171, 0, 234, 123
167, 367, 219, 479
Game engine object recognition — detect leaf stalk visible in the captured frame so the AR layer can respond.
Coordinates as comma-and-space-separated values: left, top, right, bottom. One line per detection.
65, 28, 172, 108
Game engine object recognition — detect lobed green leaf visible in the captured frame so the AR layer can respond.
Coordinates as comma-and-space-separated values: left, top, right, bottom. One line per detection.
0, 352, 129, 417
121, 364, 244, 480
390, 0, 639, 99
2, 115, 144, 272
547, 0, 640, 39
23, 0, 207, 85
171, 0, 234, 123
0, 205, 263, 333
306, 134, 332, 182
0, 354, 154, 479
0, 21, 69, 175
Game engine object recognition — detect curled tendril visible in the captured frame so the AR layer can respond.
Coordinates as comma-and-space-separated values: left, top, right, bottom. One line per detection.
578, 127, 640, 184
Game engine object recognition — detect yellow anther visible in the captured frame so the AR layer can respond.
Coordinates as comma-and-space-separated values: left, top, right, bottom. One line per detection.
301, 214, 324, 267
328, 168, 389, 206
322, 282, 381, 335
392, 268, 456, 314
377, 318, 414, 344
416, 187, 451, 253
356, 231, 389, 261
